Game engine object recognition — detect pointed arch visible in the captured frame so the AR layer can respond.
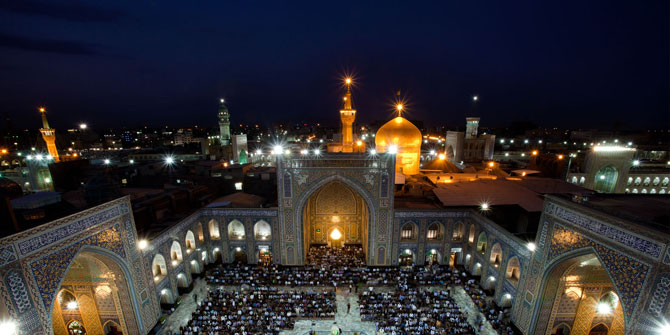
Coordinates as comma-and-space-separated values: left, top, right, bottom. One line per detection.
185, 230, 196, 251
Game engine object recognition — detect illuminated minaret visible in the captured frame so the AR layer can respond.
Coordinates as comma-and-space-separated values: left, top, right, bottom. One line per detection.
340, 78, 356, 152
39, 107, 59, 162
218, 98, 231, 145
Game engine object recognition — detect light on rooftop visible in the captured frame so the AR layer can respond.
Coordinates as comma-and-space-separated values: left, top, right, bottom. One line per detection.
79, 123, 87, 130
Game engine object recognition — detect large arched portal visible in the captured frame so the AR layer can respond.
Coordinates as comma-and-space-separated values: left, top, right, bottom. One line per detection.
302, 181, 369, 262
51, 250, 140, 335
534, 253, 625, 335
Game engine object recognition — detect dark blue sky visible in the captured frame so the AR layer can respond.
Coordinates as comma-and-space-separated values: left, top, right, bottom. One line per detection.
1, 0, 668, 130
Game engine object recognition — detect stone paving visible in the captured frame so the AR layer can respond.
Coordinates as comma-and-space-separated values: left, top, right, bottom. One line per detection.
160, 278, 498, 335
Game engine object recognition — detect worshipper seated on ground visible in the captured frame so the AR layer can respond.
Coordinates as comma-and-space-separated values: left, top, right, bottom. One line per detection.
359, 288, 475, 335
178, 287, 336, 335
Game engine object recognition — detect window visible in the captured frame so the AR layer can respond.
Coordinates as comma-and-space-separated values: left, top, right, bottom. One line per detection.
505, 257, 521, 286
152, 254, 167, 280
228, 220, 245, 240
208, 220, 220, 240
170, 241, 183, 263
489, 244, 502, 267
477, 232, 487, 254
254, 220, 271, 240
185, 230, 196, 251
427, 223, 441, 240
401, 223, 416, 240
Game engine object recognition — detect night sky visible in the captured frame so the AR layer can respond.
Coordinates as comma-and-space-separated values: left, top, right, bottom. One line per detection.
1, 1, 668, 130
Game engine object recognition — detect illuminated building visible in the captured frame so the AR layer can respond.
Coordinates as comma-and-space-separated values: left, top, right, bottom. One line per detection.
445, 117, 495, 162
375, 104, 422, 175
218, 98, 231, 145
0, 81, 667, 335
566, 145, 670, 194
328, 78, 365, 153
38, 108, 60, 162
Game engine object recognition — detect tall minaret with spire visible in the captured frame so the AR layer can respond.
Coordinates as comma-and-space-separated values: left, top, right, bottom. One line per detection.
218, 98, 231, 145
340, 77, 356, 152
39, 107, 59, 162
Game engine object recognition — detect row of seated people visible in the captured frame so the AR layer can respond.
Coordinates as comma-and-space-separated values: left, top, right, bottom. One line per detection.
179, 287, 336, 335
462, 278, 519, 335
206, 263, 459, 287
359, 289, 475, 335
306, 244, 366, 268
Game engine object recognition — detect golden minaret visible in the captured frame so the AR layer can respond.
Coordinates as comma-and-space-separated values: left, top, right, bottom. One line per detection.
339, 77, 356, 152
39, 107, 60, 162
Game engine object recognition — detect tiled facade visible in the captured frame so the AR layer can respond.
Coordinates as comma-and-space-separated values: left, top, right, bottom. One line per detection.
1, 163, 669, 334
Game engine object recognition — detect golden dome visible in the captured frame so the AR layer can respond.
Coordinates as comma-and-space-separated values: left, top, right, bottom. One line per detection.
375, 116, 422, 175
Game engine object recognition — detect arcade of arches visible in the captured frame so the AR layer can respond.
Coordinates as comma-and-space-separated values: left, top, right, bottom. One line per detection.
302, 181, 369, 259
52, 251, 138, 335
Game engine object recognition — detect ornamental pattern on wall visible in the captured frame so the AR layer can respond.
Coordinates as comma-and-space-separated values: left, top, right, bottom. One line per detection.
551, 204, 662, 259
29, 224, 126, 311
548, 224, 649, 320
18, 206, 121, 256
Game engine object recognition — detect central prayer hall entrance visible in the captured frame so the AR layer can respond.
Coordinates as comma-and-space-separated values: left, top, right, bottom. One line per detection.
302, 181, 369, 266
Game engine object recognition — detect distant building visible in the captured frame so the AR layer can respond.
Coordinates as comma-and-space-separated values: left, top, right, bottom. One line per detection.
218, 99, 231, 145
232, 134, 248, 163
38, 108, 59, 162
445, 117, 495, 163
567, 145, 670, 194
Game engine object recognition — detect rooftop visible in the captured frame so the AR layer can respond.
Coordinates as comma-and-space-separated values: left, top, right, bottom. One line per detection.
560, 194, 670, 233
432, 177, 588, 212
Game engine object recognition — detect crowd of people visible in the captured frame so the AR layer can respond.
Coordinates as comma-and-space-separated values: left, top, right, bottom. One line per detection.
359, 289, 475, 334
182, 245, 523, 335
306, 245, 366, 268
179, 287, 336, 335
462, 278, 518, 335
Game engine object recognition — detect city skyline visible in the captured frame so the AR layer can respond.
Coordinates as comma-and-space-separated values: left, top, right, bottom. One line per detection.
1, 1, 667, 130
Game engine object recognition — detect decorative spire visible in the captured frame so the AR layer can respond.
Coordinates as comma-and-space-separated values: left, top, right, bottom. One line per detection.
343, 77, 353, 110
396, 103, 404, 118
39, 107, 50, 129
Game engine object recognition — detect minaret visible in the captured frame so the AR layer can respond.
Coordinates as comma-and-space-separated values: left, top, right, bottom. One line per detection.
218, 98, 231, 145
39, 107, 59, 162
340, 78, 356, 152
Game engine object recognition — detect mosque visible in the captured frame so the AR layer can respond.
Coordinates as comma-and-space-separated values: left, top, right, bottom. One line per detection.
0, 80, 669, 335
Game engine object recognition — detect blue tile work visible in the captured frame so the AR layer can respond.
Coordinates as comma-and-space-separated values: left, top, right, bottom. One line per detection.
17, 206, 121, 256
2, 269, 41, 334
548, 224, 650, 321
284, 172, 292, 198
0, 245, 18, 266
29, 224, 126, 311
549, 203, 663, 259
